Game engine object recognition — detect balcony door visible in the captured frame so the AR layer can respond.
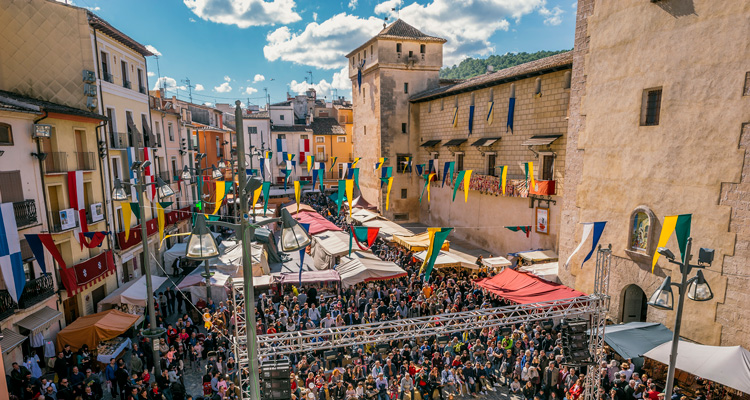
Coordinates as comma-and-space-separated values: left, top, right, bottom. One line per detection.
75, 130, 85, 170
63, 296, 79, 325
0, 171, 23, 203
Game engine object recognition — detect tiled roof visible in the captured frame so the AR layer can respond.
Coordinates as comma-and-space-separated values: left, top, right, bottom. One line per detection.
245, 111, 270, 119
410, 51, 573, 103
0, 90, 106, 120
87, 12, 152, 57
376, 19, 446, 43
311, 118, 345, 135
272, 125, 312, 133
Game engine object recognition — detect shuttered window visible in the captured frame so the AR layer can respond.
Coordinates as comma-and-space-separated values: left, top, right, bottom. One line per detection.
0, 123, 12, 145
0, 171, 23, 202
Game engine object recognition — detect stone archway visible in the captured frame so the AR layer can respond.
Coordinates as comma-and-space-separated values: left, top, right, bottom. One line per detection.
621, 284, 648, 323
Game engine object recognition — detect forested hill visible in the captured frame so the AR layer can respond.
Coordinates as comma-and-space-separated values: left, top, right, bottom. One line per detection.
439, 50, 570, 80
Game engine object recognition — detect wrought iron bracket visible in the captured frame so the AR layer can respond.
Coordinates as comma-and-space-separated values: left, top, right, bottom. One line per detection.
529, 194, 556, 208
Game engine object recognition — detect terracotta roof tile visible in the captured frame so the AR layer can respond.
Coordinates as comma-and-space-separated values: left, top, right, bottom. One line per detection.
376, 19, 446, 42
311, 118, 345, 135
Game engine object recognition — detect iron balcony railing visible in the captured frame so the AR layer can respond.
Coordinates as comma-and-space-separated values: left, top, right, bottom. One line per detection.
110, 132, 130, 149
102, 72, 113, 83
157, 171, 171, 183
44, 152, 68, 173
123, 80, 131, 89
0, 291, 15, 321
76, 151, 96, 171
48, 210, 78, 233
139, 85, 147, 94
13, 199, 38, 228
17, 274, 55, 309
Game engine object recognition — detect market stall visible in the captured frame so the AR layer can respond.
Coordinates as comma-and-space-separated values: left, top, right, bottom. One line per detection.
283, 203, 316, 215
97, 275, 168, 314
474, 268, 586, 304
350, 208, 381, 224
279, 270, 340, 300
518, 261, 559, 282
593, 322, 673, 369
413, 250, 476, 270
393, 232, 450, 252
310, 230, 352, 270
643, 341, 750, 398
515, 249, 558, 266
337, 251, 407, 287
178, 269, 232, 303
56, 309, 139, 352
482, 256, 513, 270
362, 218, 413, 241
292, 210, 342, 235
96, 337, 131, 364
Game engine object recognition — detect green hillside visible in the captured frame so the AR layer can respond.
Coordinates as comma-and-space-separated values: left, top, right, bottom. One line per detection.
440, 50, 571, 80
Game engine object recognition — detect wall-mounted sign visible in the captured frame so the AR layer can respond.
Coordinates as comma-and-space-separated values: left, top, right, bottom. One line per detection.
60, 208, 77, 231
536, 207, 549, 235
90, 203, 104, 222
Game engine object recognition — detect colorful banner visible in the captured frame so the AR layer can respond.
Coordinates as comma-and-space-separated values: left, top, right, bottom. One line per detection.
336, 180, 345, 214
452, 106, 459, 127
442, 161, 454, 188
0, 202, 25, 302
79, 231, 108, 250
468, 105, 475, 134
487, 101, 494, 125
294, 181, 301, 214
420, 173, 436, 203
496, 165, 508, 195
68, 171, 87, 244
352, 157, 361, 168
143, 147, 156, 202
299, 138, 311, 163
416, 164, 424, 176
352, 168, 360, 189
252, 183, 263, 216
652, 214, 692, 272
345, 179, 354, 217
523, 162, 535, 189
318, 169, 324, 192
384, 176, 393, 210
122, 202, 133, 241
505, 226, 532, 238
213, 181, 226, 215
349, 226, 380, 256
275, 137, 287, 164
282, 169, 292, 190
402, 156, 412, 173
126, 147, 139, 199
330, 156, 338, 172
262, 181, 271, 214
453, 170, 473, 202
420, 227, 453, 281
507, 97, 516, 133
375, 157, 386, 171
157, 202, 173, 242
380, 166, 392, 188
25, 233, 66, 273
565, 222, 607, 268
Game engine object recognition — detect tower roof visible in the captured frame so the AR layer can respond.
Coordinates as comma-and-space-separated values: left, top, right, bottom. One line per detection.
376, 19, 446, 42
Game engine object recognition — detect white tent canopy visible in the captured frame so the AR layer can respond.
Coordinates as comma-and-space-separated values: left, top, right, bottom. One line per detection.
310, 230, 352, 270
178, 269, 232, 303
98, 275, 168, 311
350, 209, 381, 224
413, 250, 476, 269
336, 252, 407, 287
643, 341, 750, 394
362, 219, 413, 241
482, 256, 512, 269
518, 261, 559, 282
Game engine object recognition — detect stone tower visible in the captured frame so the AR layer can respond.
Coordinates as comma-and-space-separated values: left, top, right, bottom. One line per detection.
347, 19, 445, 219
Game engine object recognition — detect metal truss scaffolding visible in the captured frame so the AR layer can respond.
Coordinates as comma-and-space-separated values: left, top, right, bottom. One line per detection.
233, 245, 612, 400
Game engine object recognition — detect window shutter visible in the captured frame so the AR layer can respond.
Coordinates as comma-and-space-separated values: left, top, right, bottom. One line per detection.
0, 171, 24, 202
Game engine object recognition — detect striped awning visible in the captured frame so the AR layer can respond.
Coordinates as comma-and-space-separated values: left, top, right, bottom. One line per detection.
16, 306, 62, 335
471, 137, 501, 147
521, 134, 562, 146
0, 329, 26, 354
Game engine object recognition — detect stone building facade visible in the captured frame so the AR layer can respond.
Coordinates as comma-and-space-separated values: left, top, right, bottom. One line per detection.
349, 19, 572, 255
559, 0, 750, 347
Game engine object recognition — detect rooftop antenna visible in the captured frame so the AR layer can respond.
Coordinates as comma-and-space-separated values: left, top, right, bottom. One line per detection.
182, 77, 194, 103
383, 16, 388, 29
155, 55, 163, 90
306, 71, 313, 85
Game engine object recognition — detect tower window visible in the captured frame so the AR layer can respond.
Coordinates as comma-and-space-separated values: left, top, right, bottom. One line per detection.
420, 44, 426, 53
404, 83, 409, 94
641, 88, 662, 126
401, 123, 407, 133
396, 43, 402, 53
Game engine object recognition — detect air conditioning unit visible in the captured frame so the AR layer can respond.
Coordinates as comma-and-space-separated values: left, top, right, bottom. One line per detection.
84, 84, 97, 97
86, 97, 97, 110
82, 70, 96, 83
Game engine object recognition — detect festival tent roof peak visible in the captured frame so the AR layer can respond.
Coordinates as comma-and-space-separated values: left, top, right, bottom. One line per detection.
393, 231, 450, 252
292, 210, 342, 235
337, 251, 407, 287
474, 267, 586, 304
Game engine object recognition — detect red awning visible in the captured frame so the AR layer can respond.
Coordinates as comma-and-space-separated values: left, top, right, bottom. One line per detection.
474, 268, 586, 304
293, 211, 342, 235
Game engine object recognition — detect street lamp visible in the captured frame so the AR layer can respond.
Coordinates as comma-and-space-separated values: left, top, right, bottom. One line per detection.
211, 165, 222, 179
181, 165, 192, 181
218, 158, 227, 169
111, 164, 174, 377
648, 238, 714, 400
280, 208, 312, 252
186, 216, 220, 259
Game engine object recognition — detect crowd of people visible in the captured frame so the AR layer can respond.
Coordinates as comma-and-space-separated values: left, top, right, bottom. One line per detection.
8, 191, 679, 400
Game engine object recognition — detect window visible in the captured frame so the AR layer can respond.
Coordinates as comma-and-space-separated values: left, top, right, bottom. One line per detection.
301, 134, 308, 140
121, 60, 130, 88
487, 154, 497, 176
338, 164, 344, 179
404, 83, 409, 94
0, 123, 12, 145
420, 44, 426, 53
339, 115, 346, 123
563, 71, 572, 89
401, 123, 407, 134
137, 69, 144, 92
277, 134, 286, 139
337, 136, 346, 143
440, 98, 444, 111
154, 121, 161, 140
408, 51, 413, 58
0, 171, 23, 202
168, 123, 174, 141
456, 153, 464, 171
744, 72, 750, 96
534, 78, 542, 97
316, 137, 325, 143
106, 108, 116, 136
364, 50, 367, 60
171, 158, 178, 180
428, 102, 432, 113
100, 51, 111, 82
363, 126, 366, 136
396, 43, 402, 53
541, 154, 555, 181
370, 45, 373, 55
396, 154, 412, 174
471, 93, 475, 106
248, 127, 258, 134
489, 88, 494, 102
641, 88, 662, 126
401, 189, 407, 199
216, 137, 221, 157
111, 157, 121, 180
280, 114, 285, 120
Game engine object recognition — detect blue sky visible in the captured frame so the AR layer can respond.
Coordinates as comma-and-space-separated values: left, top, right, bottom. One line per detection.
67, 0, 577, 107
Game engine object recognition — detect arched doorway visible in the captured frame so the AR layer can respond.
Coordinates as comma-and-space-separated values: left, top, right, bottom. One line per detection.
621, 284, 648, 323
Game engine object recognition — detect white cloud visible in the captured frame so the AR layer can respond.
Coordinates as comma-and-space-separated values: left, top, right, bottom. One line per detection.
245, 87, 259, 95
183, 0, 301, 28
86, 6, 100, 11
287, 66, 352, 99
147, 71, 155, 77
223, 75, 231, 82
214, 82, 232, 93
145, 45, 162, 57
571, 1, 577, 8
265, 0, 546, 69
195, 84, 205, 91
331, 67, 351, 92
264, 13, 383, 69
539, 6, 564, 26
348, 0, 358, 10
189, 17, 197, 22
203, 102, 214, 107
152, 77, 186, 91
312, 12, 318, 21
252, 74, 265, 83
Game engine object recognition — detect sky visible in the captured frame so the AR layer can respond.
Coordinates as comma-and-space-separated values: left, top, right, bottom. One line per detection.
61, 0, 577, 108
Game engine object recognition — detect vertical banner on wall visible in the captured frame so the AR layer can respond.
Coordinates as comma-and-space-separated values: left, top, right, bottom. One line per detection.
487, 101, 494, 125
0, 203, 25, 302
507, 97, 516, 133
468, 105, 475, 134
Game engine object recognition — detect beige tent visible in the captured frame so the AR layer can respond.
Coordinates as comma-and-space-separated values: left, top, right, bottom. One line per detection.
337, 251, 407, 287
413, 250, 476, 269
482, 256, 512, 269
393, 232, 450, 251
310, 230, 352, 270
97, 275, 168, 312
362, 219, 413, 241
56, 309, 139, 351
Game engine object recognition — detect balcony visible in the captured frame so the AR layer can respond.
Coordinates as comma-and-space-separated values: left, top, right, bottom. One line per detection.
157, 171, 171, 183
0, 290, 15, 321
17, 274, 55, 309
102, 72, 113, 83
76, 152, 96, 171
110, 132, 130, 149
13, 200, 38, 228
139, 85, 147, 94
44, 152, 69, 173
48, 210, 78, 233
123, 80, 131, 89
